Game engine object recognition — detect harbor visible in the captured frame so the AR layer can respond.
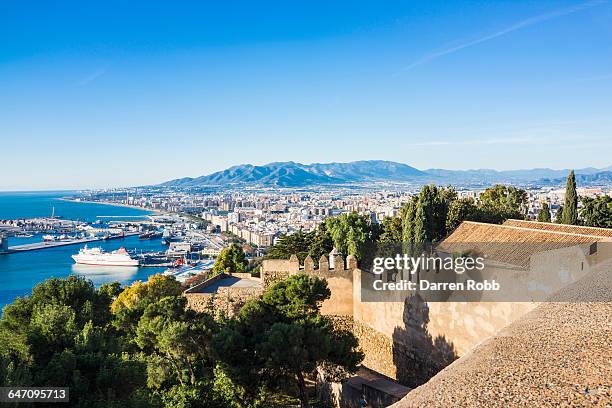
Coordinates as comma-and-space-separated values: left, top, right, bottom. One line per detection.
2, 232, 140, 254
0, 193, 171, 309
0, 192, 240, 309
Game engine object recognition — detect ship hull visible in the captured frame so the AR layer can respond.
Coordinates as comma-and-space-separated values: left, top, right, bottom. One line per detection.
71, 255, 139, 267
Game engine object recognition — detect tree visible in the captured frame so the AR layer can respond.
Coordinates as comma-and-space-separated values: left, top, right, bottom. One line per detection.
378, 216, 403, 244
111, 274, 183, 338
581, 196, 612, 228
265, 213, 377, 264
325, 212, 376, 260
307, 223, 334, 266
0, 275, 257, 407
213, 244, 248, 274
0, 276, 149, 406
537, 202, 552, 222
265, 230, 315, 262
0, 326, 31, 387
211, 275, 363, 408
135, 296, 216, 388
445, 198, 479, 232
562, 171, 578, 225
400, 186, 457, 244
412, 200, 427, 244
555, 205, 564, 224
478, 184, 527, 223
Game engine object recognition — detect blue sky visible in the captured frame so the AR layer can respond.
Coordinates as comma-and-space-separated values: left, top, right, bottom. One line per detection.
1, 0, 611, 190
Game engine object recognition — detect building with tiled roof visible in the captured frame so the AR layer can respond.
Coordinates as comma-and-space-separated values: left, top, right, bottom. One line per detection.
440, 220, 611, 268
503, 218, 612, 238
259, 220, 612, 407
391, 221, 612, 407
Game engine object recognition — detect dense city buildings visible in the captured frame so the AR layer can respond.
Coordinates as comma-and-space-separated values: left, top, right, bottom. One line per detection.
77, 185, 612, 250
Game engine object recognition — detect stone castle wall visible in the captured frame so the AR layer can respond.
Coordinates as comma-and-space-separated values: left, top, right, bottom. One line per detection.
260, 253, 540, 387
185, 286, 264, 316
262, 253, 357, 317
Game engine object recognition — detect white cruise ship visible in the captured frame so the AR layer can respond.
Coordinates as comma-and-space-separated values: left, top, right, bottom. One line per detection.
72, 246, 139, 267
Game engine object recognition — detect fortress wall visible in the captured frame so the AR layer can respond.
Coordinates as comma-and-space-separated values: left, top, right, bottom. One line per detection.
351, 268, 539, 385
261, 254, 357, 317
321, 276, 354, 316
261, 259, 294, 286
185, 286, 264, 316
261, 248, 600, 387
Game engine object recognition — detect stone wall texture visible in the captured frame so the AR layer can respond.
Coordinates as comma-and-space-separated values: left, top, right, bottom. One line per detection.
353, 320, 395, 379
185, 286, 263, 317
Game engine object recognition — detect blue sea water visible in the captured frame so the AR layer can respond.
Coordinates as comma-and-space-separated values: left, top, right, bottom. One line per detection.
0, 191, 150, 222
0, 191, 167, 311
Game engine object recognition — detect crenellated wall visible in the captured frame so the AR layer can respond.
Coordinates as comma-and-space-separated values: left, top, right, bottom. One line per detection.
262, 253, 357, 316
260, 247, 596, 389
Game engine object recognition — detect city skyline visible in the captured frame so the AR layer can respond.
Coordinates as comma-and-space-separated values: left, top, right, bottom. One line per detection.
2, 0, 612, 190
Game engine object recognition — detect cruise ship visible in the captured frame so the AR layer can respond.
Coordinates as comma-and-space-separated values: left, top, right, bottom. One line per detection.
71, 246, 139, 267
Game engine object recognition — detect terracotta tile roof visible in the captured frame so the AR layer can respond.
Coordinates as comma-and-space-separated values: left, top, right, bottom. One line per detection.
439, 221, 610, 268
503, 219, 612, 238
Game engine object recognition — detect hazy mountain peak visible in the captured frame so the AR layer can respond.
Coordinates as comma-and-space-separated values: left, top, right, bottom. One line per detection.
159, 161, 612, 188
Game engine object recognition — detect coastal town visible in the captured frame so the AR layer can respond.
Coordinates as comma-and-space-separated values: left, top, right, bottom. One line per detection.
2, 1, 612, 405
2, 179, 609, 294
2, 182, 610, 260
3, 170, 610, 407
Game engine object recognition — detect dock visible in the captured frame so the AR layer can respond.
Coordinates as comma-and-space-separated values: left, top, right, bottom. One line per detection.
2, 232, 140, 254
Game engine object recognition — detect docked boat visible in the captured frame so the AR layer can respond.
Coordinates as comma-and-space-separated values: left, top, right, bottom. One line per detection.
103, 231, 125, 240
162, 230, 182, 245
71, 246, 139, 267
139, 231, 163, 240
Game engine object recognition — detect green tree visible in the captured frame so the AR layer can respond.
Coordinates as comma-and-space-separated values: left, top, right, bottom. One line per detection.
213, 243, 248, 274
265, 230, 315, 262
445, 198, 480, 232
324, 212, 376, 260
581, 195, 612, 228
211, 275, 363, 408
562, 170, 578, 225
0, 326, 31, 387
477, 184, 527, 223
400, 186, 457, 243
111, 274, 182, 338
412, 199, 427, 243
0, 276, 149, 406
478, 184, 526, 210
307, 223, 334, 266
135, 296, 216, 388
401, 197, 418, 243
537, 202, 552, 222
555, 205, 564, 223
378, 216, 403, 244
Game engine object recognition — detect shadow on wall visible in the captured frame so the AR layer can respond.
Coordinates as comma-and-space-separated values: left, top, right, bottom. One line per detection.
392, 295, 458, 388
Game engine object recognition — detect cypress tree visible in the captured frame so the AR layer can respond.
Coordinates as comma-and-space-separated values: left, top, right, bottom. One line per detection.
555, 205, 564, 224
412, 199, 427, 244
537, 202, 551, 222
562, 171, 578, 225
401, 198, 416, 243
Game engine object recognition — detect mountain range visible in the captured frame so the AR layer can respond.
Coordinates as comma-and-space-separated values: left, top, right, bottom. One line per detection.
159, 160, 612, 188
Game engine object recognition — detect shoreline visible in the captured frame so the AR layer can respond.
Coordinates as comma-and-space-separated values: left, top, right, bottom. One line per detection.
58, 198, 163, 215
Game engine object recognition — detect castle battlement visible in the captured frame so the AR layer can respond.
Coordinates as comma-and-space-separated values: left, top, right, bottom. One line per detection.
261, 251, 358, 287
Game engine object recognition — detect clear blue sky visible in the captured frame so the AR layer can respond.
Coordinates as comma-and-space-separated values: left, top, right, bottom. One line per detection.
1, 0, 611, 190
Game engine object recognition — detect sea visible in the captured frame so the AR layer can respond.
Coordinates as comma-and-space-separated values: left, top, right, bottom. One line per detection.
0, 191, 167, 311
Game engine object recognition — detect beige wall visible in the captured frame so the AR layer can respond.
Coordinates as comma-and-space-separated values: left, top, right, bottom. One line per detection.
260, 246, 607, 387
320, 276, 354, 316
